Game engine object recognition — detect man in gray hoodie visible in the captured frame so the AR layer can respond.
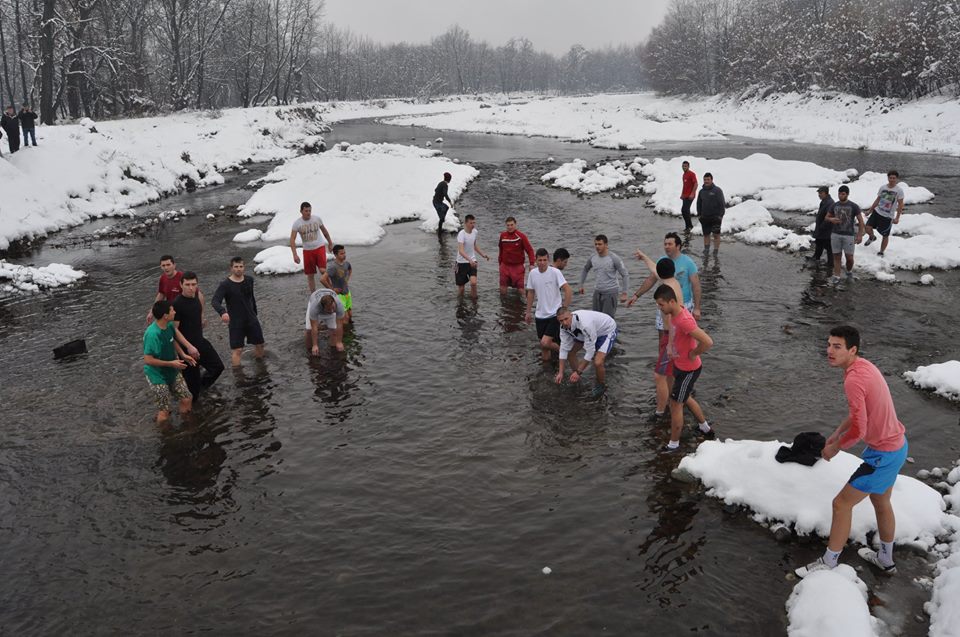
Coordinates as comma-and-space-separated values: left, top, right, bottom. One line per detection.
696, 173, 726, 253
579, 234, 629, 318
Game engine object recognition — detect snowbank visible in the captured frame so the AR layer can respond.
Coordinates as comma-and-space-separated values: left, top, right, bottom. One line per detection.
785, 566, 881, 637
0, 260, 86, 293
758, 172, 935, 212
233, 229, 264, 243
904, 361, 960, 402
678, 439, 949, 546
540, 158, 644, 194
238, 142, 478, 247
253, 246, 303, 275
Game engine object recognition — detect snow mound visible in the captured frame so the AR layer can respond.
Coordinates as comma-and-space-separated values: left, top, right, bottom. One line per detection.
0, 260, 87, 293
786, 566, 882, 637
540, 158, 638, 194
232, 229, 263, 243
253, 246, 302, 275
757, 173, 934, 213
678, 439, 949, 547
736, 226, 813, 252
928, 475, 960, 637
420, 208, 462, 233
238, 142, 478, 245
904, 361, 960, 402
920, 274, 935, 285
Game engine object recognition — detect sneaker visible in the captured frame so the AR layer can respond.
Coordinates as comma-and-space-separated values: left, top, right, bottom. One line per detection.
857, 548, 897, 575
647, 411, 665, 423
831, 276, 841, 285
864, 235, 875, 247
695, 426, 717, 440
846, 271, 854, 280
878, 251, 885, 258
591, 383, 607, 399
795, 558, 834, 578
661, 443, 681, 454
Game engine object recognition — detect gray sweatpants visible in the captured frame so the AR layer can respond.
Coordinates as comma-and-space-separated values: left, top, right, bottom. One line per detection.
592, 289, 619, 318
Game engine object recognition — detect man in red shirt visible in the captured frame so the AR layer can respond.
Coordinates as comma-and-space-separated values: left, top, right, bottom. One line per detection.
796, 325, 908, 578
498, 216, 535, 294
680, 160, 698, 231
145, 255, 204, 323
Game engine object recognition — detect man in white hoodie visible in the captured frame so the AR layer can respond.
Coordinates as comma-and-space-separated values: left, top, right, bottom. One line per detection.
555, 307, 618, 398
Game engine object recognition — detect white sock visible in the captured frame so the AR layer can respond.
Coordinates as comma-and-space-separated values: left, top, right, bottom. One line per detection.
655, 410, 665, 416
823, 548, 841, 568
879, 541, 895, 566
698, 421, 711, 432
667, 440, 679, 449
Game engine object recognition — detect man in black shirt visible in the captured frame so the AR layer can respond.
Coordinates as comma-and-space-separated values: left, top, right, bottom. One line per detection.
433, 172, 454, 231
211, 256, 266, 366
174, 272, 225, 401
18, 105, 38, 147
1, 107, 20, 153
696, 172, 726, 254
811, 186, 834, 263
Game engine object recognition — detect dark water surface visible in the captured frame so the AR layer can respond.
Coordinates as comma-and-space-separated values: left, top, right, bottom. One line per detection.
1, 120, 958, 635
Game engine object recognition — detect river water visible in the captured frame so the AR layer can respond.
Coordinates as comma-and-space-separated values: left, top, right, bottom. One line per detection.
1, 119, 958, 635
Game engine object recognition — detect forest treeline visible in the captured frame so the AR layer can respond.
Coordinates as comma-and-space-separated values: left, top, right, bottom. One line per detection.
0, 0, 957, 123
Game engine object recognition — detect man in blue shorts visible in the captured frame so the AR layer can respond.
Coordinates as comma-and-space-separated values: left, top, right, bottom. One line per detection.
555, 307, 618, 398
796, 325, 909, 577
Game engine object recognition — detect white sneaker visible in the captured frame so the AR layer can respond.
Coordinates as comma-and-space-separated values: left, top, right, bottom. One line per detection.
857, 547, 897, 574
831, 276, 841, 285
795, 557, 834, 578
846, 270, 854, 280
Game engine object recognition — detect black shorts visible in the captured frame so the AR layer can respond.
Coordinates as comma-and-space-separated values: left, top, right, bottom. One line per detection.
700, 217, 722, 235
228, 319, 265, 349
535, 316, 560, 342
455, 262, 477, 286
671, 365, 702, 403
867, 212, 893, 237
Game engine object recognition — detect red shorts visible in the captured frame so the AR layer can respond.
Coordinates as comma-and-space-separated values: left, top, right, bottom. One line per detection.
499, 263, 526, 289
303, 246, 327, 275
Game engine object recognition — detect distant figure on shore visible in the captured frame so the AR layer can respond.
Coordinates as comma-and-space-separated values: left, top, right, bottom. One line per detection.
326, 244, 353, 324
524, 248, 572, 360
796, 325, 908, 578
290, 201, 333, 293
212, 256, 266, 366
173, 272, 224, 402
555, 307, 618, 398
1, 106, 20, 154
826, 185, 865, 285
304, 287, 345, 354
810, 186, 834, 264
498, 216, 535, 294
863, 170, 905, 258
579, 234, 629, 318
143, 300, 194, 423
19, 105, 37, 147
680, 160, 698, 231
433, 172, 454, 231
696, 172, 725, 254
456, 214, 490, 298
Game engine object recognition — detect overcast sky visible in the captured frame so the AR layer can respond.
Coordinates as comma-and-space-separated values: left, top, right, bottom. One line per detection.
323, 0, 672, 55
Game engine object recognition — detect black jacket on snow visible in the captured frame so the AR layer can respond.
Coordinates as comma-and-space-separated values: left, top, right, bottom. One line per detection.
0, 114, 18, 136
814, 196, 835, 238
18, 111, 37, 130
696, 184, 726, 219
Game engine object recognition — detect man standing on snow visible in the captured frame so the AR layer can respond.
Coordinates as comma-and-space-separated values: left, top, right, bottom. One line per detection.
19, 105, 37, 147
680, 160, 698, 231
433, 172, 454, 231
811, 186, 834, 264
498, 216, 535, 294
696, 173, 726, 254
1, 107, 20, 154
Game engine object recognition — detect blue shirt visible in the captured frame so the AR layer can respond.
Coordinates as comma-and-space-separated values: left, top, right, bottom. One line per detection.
659, 254, 697, 304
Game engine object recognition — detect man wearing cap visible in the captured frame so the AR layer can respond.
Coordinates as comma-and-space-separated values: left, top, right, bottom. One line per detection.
433, 172, 454, 230
811, 186, 834, 264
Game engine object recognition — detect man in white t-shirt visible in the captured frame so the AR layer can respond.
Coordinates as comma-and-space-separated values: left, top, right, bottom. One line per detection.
456, 214, 490, 298
304, 287, 345, 354
863, 170, 905, 258
290, 201, 333, 292
525, 248, 573, 360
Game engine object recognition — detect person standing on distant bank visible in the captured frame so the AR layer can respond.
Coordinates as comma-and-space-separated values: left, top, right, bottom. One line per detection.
796, 325, 908, 578
1, 106, 19, 154
18, 105, 37, 147
456, 214, 490, 298
433, 172, 454, 230
826, 185, 865, 285
680, 160, 698, 231
863, 170, 905, 258
498, 216, 535, 294
811, 186, 834, 264
143, 300, 194, 423
697, 173, 726, 254
525, 248, 573, 360
326, 244, 353, 324
173, 272, 225, 402
579, 234, 629, 318
290, 201, 333, 293
212, 256, 266, 366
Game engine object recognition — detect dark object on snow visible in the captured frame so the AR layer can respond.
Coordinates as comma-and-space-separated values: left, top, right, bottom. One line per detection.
776, 432, 826, 466
53, 339, 87, 359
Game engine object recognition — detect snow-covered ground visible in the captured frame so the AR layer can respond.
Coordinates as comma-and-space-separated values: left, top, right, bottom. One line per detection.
904, 361, 960, 402
238, 142, 477, 274
383, 91, 960, 156
785, 566, 883, 637
540, 157, 645, 194
0, 260, 86, 293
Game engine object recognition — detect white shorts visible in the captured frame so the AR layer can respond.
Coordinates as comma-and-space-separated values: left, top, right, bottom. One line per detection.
594, 329, 618, 357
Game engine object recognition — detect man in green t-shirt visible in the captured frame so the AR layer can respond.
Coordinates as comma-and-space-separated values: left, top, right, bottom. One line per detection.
144, 300, 194, 422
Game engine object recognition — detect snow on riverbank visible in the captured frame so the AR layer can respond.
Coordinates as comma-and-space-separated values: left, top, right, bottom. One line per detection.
928, 468, 960, 637
0, 260, 86, 293
383, 91, 960, 156
540, 158, 645, 193
904, 361, 960, 402
786, 566, 883, 637
757, 172, 935, 213
237, 142, 477, 272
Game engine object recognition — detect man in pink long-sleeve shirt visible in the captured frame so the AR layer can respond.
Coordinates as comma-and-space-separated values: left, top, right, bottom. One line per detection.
797, 325, 908, 578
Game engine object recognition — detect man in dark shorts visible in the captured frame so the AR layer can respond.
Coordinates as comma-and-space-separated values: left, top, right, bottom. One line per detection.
863, 170, 905, 258
456, 214, 490, 298
524, 248, 573, 360
433, 172, 454, 231
211, 256, 265, 366
654, 284, 715, 452
173, 272, 225, 402
811, 186, 834, 264
696, 173, 726, 254
796, 326, 909, 578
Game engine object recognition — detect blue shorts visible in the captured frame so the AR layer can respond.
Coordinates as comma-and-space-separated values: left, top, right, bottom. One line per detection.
593, 329, 618, 357
848, 440, 908, 494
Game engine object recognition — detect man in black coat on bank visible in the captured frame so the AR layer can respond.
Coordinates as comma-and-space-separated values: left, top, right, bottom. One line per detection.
810, 186, 834, 263
1, 106, 20, 153
19, 105, 38, 147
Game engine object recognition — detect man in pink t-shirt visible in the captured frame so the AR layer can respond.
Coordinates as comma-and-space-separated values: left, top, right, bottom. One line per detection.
797, 325, 908, 578
654, 284, 715, 453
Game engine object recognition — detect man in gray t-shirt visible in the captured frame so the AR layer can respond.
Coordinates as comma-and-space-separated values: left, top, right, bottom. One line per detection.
826, 185, 865, 285
579, 234, 629, 318
290, 201, 333, 292
304, 288, 345, 354
864, 170, 906, 257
